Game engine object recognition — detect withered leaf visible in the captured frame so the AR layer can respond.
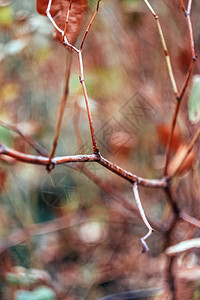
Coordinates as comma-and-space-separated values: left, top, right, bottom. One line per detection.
36, 0, 88, 45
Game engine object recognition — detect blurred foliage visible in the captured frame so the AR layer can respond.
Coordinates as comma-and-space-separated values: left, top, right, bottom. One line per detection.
0, 0, 200, 299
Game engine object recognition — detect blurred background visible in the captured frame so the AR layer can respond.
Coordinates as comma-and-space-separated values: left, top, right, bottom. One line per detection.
0, 0, 200, 299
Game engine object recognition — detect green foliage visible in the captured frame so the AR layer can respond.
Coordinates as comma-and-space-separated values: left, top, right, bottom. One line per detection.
188, 75, 200, 124
31, 286, 56, 300
15, 290, 35, 300
0, 126, 14, 147
15, 287, 56, 300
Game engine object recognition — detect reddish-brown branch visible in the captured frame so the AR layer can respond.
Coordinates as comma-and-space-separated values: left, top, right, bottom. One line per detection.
0, 144, 167, 188
164, 59, 195, 176
164, 0, 196, 176
80, 0, 101, 50
98, 156, 167, 188
0, 144, 99, 165
79, 51, 99, 154
48, 52, 72, 170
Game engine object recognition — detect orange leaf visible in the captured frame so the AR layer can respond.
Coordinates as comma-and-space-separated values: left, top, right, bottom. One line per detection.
157, 123, 181, 152
36, 0, 88, 45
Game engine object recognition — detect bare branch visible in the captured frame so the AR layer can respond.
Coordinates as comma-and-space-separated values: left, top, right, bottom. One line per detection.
143, 0, 179, 98
79, 51, 99, 154
47, 51, 72, 170
80, 0, 101, 50
164, 0, 196, 175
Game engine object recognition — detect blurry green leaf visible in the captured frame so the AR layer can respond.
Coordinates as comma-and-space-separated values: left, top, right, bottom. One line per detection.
0, 126, 14, 147
15, 287, 56, 300
0, 2, 14, 26
188, 75, 200, 124
33, 286, 56, 300
15, 290, 35, 300
6, 273, 20, 285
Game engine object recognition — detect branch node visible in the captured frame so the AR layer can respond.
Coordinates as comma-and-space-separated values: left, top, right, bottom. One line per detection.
184, 11, 189, 17
46, 161, 55, 173
192, 55, 197, 61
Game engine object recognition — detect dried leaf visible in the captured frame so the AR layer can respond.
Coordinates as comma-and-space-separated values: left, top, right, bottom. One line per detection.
36, 0, 88, 45
188, 75, 200, 124
157, 123, 181, 152
168, 144, 196, 176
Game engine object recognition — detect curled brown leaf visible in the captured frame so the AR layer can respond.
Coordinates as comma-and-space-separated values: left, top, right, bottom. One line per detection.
36, 0, 88, 45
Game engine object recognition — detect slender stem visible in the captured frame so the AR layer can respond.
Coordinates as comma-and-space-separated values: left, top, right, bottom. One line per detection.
143, 0, 179, 98
180, 211, 200, 229
80, 0, 101, 50
164, 0, 196, 176
187, 0, 192, 15
132, 182, 153, 252
46, 0, 63, 35
48, 51, 72, 170
79, 51, 99, 154
180, 0, 186, 12
62, 0, 72, 42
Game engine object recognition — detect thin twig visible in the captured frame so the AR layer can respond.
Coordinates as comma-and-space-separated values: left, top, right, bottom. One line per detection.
180, 0, 186, 13
132, 182, 153, 252
47, 51, 72, 170
180, 211, 200, 229
79, 51, 99, 154
80, 0, 101, 50
164, 60, 195, 175
62, 0, 72, 42
143, 0, 179, 98
46, 0, 99, 155
164, 0, 196, 175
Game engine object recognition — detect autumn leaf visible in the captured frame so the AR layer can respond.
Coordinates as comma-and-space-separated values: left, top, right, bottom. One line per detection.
157, 123, 181, 152
36, 0, 88, 45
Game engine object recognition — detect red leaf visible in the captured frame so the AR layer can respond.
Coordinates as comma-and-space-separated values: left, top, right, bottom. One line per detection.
36, 0, 88, 45
157, 123, 181, 152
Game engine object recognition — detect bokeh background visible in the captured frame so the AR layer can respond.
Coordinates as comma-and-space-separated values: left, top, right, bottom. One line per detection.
0, 0, 200, 299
